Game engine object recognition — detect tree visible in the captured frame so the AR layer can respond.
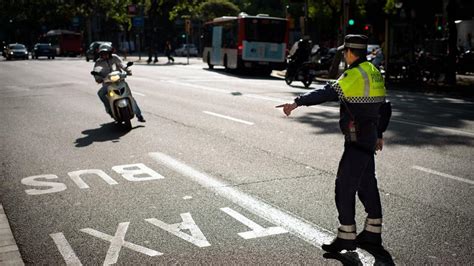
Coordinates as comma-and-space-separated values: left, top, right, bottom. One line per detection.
234, 0, 285, 17
199, 0, 240, 22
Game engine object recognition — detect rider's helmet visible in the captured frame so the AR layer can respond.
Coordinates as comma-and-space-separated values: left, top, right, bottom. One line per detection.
98, 43, 113, 56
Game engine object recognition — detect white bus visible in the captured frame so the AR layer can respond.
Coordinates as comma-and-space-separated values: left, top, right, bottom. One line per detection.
202, 13, 289, 74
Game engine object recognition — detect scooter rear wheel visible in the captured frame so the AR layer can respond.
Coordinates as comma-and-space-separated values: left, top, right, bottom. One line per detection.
302, 79, 312, 88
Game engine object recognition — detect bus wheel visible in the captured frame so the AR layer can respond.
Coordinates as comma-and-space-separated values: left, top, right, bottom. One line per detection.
207, 53, 214, 69
224, 56, 229, 72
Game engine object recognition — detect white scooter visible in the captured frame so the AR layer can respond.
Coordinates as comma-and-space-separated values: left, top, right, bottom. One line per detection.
91, 62, 135, 129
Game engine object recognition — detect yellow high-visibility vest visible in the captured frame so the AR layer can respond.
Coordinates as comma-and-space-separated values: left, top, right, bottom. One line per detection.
335, 61, 386, 103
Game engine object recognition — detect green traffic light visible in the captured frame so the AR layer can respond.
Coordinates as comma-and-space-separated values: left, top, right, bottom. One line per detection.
348, 19, 355, 26
437, 26, 442, 30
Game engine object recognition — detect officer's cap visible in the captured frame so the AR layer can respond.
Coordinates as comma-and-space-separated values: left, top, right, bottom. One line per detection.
337, 34, 368, 51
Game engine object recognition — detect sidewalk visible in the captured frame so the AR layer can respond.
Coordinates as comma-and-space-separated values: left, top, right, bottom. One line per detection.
119, 53, 202, 65
0, 204, 23, 265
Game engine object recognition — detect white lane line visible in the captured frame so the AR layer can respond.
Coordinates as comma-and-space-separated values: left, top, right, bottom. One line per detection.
149, 152, 375, 265
168, 80, 229, 94
133, 91, 146, 97
393, 119, 474, 137
203, 111, 254, 125
412, 166, 474, 185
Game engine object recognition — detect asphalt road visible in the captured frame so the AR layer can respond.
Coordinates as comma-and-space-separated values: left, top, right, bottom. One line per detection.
0, 56, 473, 265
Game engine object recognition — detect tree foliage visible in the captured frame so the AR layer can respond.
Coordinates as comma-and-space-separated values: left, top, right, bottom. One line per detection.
199, 0, 240, 22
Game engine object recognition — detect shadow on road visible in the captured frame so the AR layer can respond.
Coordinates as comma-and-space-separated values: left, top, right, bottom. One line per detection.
202, 67, 282, 81
74, 122, 144, 147
285, 88, 474, 148
322, 245, 395, 266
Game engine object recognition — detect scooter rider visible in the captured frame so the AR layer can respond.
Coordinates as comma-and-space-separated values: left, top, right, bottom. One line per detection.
93, 43, 146, 122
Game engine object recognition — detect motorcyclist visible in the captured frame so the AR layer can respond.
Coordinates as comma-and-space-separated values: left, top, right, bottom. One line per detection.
93, 43, 145, 122
287, 38, 312, 77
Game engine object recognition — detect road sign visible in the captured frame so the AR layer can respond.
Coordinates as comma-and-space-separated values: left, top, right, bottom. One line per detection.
132, 16, 144, 27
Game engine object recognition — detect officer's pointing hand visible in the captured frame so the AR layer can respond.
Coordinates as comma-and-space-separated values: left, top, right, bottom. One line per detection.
376, 138, 384, 151
276, 102, 298, 116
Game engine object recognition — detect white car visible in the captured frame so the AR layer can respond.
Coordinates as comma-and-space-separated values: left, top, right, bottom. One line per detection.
174, 44, 198, 56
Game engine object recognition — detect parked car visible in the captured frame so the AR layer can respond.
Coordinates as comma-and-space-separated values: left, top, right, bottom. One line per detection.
174, 44, 198, 56
85, 41, 112, 62
5, 43, 28, 60
32, 43, 55, 59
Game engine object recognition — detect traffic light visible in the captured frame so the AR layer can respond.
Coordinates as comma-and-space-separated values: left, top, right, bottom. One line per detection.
348, 19, 355, 26
181, 34, 186, 39
364, 24, 370, 31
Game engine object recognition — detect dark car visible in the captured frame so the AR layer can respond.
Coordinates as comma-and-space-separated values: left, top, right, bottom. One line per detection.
85, 41, 112, 62
5, 43, 28, 60
32, 43, 55, 59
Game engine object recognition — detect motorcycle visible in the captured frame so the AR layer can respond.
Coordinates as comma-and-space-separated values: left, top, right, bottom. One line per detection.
91, 62, 135, 129
285, 58, 317, 88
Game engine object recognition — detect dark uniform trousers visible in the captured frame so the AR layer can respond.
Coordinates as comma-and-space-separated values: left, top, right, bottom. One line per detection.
335, 143, 382, 225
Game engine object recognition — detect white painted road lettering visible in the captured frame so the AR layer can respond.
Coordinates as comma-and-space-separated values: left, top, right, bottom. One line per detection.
80, 222, 162, 264
145, 213, 211, 248
21, 175, 67, 195
50, 233, 82, 265
23, 155, 376, 264
220, 207, 288, 239
21, 163, 165, 195
112, 163, 165, 182
68, 169, 119, 189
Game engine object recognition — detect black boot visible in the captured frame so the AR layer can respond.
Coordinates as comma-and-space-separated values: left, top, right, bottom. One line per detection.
357, 217, 383, 247
322, 225, 357, 253
322, 237, 356, 253
356, 230, 382, 247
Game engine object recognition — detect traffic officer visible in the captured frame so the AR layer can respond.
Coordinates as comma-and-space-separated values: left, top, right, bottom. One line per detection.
276, 34, 391, 253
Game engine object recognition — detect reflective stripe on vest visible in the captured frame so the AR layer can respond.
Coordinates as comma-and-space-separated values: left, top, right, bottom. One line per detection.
335, 61, 386, 103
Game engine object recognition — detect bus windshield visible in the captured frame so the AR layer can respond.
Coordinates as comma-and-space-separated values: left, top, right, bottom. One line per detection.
244, 18, 287, 43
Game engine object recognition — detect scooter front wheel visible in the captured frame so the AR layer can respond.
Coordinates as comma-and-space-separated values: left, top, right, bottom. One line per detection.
123, 119, 132, 130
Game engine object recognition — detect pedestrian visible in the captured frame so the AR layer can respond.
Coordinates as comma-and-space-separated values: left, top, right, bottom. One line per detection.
147, 46, 159, 64
92, 43, 146, 122
276, 34, 392, 253
147, 27, 159, 64
165, 40, 174, 63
